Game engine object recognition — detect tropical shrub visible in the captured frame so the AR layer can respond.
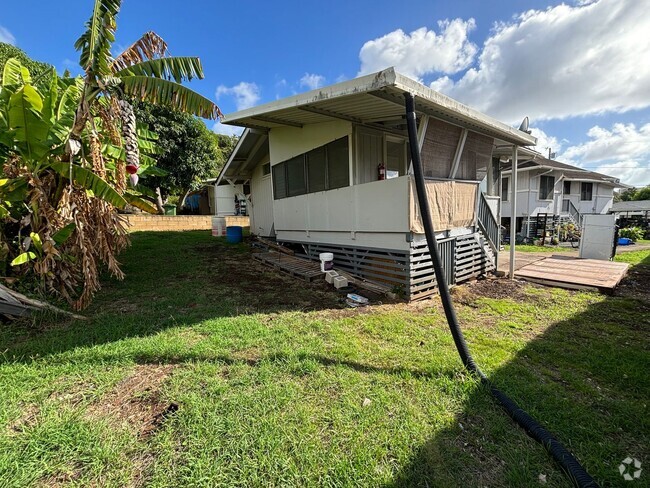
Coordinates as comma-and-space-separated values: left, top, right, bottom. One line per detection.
619, 227, 644, 242
0, 0, 221, 310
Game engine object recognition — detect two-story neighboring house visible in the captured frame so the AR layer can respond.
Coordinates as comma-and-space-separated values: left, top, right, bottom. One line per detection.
500, 156, 627, 236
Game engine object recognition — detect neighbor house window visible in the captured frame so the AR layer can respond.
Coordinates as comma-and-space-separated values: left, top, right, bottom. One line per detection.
501, 177, 509, 201
581, 182, 593, 201
272, 137, 350, 199
539, 175, 555, 200
563, 180, 571, 195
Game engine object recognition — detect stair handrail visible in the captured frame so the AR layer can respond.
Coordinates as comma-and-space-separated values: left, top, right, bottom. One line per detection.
477, 192, 500, 258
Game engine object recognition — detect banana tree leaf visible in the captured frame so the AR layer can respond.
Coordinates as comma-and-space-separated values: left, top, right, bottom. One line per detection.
115, 57, 204, 83
139, 165, 168, 176
41, 69, 59, 125
124, 193, 158, 214
120, 76, 222, 120
2, 58, 30, 89
50, 162, 127, 209
0, 177, 28, 202
52, 222, 76, 245
11, 252, 36, 266
8, 85, 50, 161
129, 183, 157, 198
136, 125, 159, 140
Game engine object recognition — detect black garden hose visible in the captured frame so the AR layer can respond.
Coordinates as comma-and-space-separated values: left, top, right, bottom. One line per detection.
404, 92, 598, 488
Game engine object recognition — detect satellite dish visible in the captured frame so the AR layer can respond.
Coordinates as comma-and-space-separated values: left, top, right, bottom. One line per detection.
518, 116, 531, 134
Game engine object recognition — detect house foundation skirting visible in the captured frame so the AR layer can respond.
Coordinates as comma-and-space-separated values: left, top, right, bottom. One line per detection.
291, 231, 494, 301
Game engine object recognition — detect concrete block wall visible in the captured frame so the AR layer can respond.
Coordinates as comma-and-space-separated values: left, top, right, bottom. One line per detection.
123, 214, 250, 232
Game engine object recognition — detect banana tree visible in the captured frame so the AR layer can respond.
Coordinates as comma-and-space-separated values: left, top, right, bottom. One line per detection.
72, 1, 222, 179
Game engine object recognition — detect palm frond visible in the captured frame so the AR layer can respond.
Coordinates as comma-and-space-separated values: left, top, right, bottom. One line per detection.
74, 0, 122, 76
115, 57, 204, 83
120, 76, 223, 120
111, 31, 169, 71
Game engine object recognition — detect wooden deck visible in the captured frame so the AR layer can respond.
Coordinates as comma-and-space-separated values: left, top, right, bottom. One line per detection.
514, 255, 629, 293
252, 252, 323, 282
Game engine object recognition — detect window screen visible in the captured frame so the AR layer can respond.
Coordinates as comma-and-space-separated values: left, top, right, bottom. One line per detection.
307, 147, 327, 193
262, 163, 271, 176
502, 177, 509, 201
539, 175, 555, 200
286, 156, 306, 197
581, 182, 593, 201
272, 163, 287, 199
563, 180, 571, 195
386, 140, 405, 179
327, 137, 349, 189
272, 137, 349, 199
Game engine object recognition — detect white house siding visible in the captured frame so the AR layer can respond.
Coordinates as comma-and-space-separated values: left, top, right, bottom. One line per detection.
501, 170, 615, 218
269, 120, 352, 167
249, 161, 274, 237
273, 176, 411, 250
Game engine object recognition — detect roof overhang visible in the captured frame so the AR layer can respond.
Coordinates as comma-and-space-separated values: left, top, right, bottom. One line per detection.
222, 68, 537, 147
216, 128, 269, 186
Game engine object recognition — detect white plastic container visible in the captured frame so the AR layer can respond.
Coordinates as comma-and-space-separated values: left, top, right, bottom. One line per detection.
212, 216, 227, 237
319, 252, 334, 272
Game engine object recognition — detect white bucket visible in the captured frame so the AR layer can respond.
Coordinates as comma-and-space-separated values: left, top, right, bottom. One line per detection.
212, 216, 227, 237
319, 252, 334, 272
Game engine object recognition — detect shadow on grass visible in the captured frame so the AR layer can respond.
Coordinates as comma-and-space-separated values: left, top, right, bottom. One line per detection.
385, 285, 649, 486
0, 231, 345, 362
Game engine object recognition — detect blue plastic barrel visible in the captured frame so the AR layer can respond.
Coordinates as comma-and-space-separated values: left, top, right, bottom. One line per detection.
226, 226, 243, 244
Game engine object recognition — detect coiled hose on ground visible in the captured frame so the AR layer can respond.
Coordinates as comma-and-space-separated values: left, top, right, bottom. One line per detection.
403, 92, 598, 488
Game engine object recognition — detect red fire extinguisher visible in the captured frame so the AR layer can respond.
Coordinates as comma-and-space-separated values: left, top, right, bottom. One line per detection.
378, 162, 386, 181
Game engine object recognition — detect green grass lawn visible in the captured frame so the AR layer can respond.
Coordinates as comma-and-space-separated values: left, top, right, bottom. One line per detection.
503, 244, 576, 253
0, 232, 648, 487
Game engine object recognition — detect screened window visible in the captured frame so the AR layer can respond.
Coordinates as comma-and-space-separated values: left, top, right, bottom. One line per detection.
502, 177, 509, 201
539, 175, 555, 200
262, 162, 271, 176
581, 182, 593, 201
386, 139, 406, 179
272, 164, 287, 199
563, 180, 571, 195
272, 137, 349, 199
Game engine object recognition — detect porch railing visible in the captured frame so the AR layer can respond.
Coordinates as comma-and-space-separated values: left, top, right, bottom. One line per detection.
567, 200, 582, 227
477, 191, 500, 256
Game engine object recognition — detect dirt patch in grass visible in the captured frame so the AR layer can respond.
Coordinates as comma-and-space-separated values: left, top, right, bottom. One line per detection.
616, 263, 650, 302
452, 277, 543, 305
86, 364, 177, 439
193, 242, 345, 313
6, 403, 40, 435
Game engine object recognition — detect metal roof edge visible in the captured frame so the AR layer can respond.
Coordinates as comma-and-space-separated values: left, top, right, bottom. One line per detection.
392, 73, 536, 146
215, 128, 251, 186
222, 68, 398, 125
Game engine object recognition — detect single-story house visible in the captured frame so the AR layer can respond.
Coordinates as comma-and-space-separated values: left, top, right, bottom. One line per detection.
216, 68, 536, 299
500, 156, 627, 236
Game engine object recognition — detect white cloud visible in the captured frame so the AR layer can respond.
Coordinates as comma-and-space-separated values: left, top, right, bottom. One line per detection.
559, 123, 650, 186
216, 82, 260, 111
358, 19, 478, 80
299, 73, 325, 90
0, 26, 15, 45
430, 0, 650, 123
212, 122, 244, 138
530, 127, 562, 157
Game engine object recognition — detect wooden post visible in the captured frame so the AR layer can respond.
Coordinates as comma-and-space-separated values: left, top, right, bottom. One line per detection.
509, 146, 518, 279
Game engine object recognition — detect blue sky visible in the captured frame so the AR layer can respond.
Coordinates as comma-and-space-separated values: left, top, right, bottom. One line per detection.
1, 0, 649, 186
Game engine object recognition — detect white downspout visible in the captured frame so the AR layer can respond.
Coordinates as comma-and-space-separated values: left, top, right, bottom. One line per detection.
509, 146, 518, 279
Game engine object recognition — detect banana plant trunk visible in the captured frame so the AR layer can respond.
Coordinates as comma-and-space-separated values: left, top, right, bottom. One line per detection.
154, 187, 165, 214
